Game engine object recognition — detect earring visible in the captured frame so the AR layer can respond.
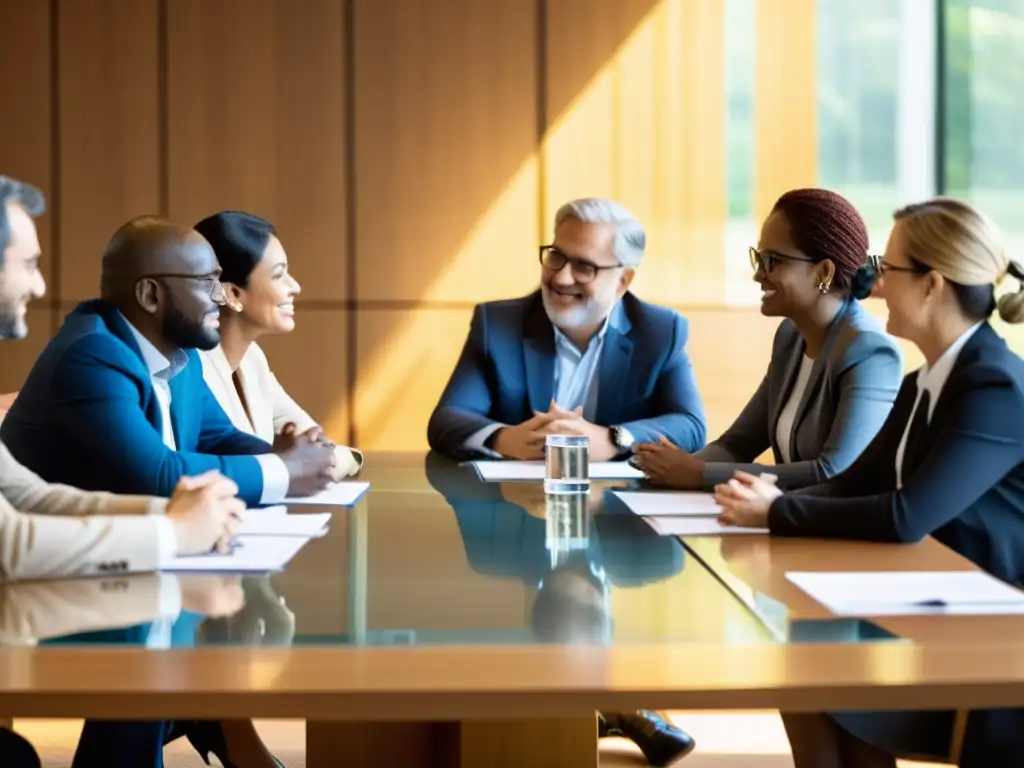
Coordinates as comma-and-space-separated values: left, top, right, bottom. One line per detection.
228, 299, 243, 312
818, 281, 830, 295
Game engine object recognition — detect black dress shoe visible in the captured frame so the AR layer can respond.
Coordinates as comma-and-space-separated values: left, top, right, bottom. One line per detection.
602, 711, 695, 766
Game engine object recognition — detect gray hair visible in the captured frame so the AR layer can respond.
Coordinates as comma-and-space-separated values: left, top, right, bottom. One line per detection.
0, 175, 45, 267
554, 197, 646, 267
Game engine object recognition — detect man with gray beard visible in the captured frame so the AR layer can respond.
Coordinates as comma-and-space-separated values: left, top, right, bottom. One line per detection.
427, 197, 703, 765
428, 197, 707, 463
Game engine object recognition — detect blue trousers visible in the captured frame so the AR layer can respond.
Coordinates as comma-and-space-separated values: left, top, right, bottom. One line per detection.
45, 614, 205, 768
0, 727, 40, 768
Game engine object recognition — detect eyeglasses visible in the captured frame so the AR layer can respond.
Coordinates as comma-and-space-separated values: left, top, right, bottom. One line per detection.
848, 255, 930, 300
141, 272, 228, 304
748, 246, 816, 274
539, 245, 621, 284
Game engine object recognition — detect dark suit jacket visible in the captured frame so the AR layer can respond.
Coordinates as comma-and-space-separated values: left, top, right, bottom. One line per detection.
768, 321, 1024, 587
697, 299, 903, 489
0, 300, 271, 505
427, 291, 707, 460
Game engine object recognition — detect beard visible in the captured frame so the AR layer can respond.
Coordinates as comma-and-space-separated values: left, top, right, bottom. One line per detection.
541, 284, 614, 331
0, 304, 28, 340
162, 299, 220, 351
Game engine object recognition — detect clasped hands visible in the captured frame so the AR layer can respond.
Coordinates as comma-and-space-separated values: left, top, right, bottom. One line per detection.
493, 399, 618, 461
274, 422, 337, 496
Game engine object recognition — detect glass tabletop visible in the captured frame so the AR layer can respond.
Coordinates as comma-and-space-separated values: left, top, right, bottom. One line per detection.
11, 454, 905, 650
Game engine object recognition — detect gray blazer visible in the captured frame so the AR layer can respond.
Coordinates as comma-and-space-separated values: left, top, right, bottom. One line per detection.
696, 299, 903, 490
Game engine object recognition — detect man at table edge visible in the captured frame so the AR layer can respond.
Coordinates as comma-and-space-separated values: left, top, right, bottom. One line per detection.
426, 197, 702, 765
427, 197, 707, 466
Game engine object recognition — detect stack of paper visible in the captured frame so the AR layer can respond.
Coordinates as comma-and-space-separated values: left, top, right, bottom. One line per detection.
159, 506, 337, 573
238, 510, 332, 537
163, 535, 310, 573
285, 481, 370, 506
787, 571, 1024, 616
612, 491, 721, 516
612, 490, 767, 537
472, 460, 643, 482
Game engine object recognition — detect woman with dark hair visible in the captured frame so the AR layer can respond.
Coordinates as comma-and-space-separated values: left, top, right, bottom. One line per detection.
716, 197, 1024, 766
194, 211, 362, 478
634, 188, 903, 491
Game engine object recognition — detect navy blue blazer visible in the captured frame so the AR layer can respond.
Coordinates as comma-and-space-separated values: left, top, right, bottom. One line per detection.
427, 291, 707, 460
768, 321, 1024, 587
0, 300, 272, 505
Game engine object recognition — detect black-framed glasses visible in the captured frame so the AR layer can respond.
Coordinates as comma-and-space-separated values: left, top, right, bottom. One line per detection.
748, 246, 816, 274
141, 272, 228, 304
849, 255, 929, 300
539, 245, 621, 284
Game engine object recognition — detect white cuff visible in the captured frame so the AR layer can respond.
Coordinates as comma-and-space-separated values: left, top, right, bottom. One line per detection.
146, 497, 169, 516
155, 515, 179, 565
465, 423, 505, 458
257, 453, 291, 504
157, 573, 182, 618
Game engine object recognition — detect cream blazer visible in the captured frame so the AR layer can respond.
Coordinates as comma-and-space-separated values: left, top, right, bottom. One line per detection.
199, 344, 362, 479
0, 440, 163, 581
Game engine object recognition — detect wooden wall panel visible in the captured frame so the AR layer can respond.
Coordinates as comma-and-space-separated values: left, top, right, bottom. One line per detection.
166, 0, 347, 301
0, 2, 52, 285
0, 309, 55, 393
754, 0, 818, 221
354, 308, 473, 451
353, 0, 538, 303
543, 0, 727, 305
58, 0, 160, 300
257, 309, 349, 443
684, 307, 780, 441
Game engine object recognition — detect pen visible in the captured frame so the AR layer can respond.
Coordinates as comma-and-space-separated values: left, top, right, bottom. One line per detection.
207, 539, 243, 556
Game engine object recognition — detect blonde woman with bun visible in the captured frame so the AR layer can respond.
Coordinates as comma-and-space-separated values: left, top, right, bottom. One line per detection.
714, 197, 1024, 768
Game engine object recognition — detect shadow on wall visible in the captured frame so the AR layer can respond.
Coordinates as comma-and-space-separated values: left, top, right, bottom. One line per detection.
351, 0, 713, 451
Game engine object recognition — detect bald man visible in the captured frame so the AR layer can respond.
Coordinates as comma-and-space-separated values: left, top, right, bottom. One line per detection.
1, 215, 335, 506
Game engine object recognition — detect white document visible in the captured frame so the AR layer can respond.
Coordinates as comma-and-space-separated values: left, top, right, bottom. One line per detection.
644, 516, 768, 537
162, 535, 310, 573
284, 481, 370, 507
786, 571, 1024, 616
613, 490, 720, 517
237, 510, 332, 537
472, 460, 644, 482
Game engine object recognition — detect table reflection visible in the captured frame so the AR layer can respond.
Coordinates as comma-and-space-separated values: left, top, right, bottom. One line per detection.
425, 453, 686, 644
0, 574, 281, 649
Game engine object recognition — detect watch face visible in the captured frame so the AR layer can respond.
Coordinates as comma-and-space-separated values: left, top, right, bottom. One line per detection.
615, 427, 634, 448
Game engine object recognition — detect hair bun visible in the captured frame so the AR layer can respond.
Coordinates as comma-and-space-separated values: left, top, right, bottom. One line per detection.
849, 263, 877, 301
997, 259, 1024, 324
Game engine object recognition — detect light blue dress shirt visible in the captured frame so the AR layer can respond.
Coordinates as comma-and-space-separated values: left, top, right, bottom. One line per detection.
465, 302, 625, 455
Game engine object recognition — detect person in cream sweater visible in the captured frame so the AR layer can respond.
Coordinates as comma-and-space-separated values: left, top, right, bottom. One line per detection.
193, 211, 362, 479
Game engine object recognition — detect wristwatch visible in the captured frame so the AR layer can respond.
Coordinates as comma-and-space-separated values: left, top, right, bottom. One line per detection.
608, 425, 635, 455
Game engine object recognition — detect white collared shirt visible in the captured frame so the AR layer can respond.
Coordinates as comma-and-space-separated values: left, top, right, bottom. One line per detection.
464, 302, 623, 457
121, 318, 290, 565
775, 354, 815, 464
894, 322, 982, 489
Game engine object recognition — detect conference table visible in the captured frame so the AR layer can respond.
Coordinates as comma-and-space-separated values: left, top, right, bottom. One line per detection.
2, 452, 1024, 767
